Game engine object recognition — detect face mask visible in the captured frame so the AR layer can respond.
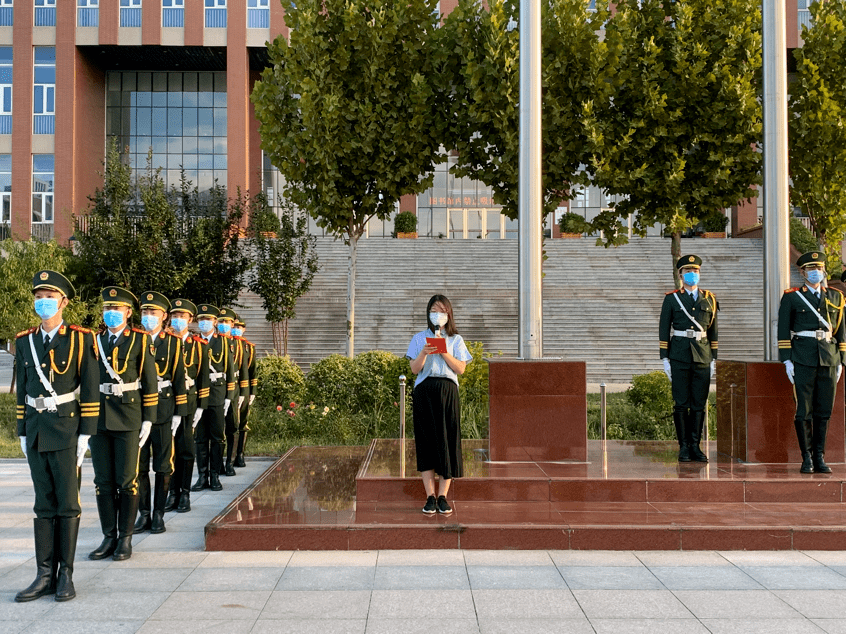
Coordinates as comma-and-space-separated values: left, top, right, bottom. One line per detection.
170, 318, 188, 333
217, 323, 231, 335
429, 312, 448, 328
141, 315, 160, 332
103, 310, 125, 329
806, 269, 825, 285
231, 328, 243, 337
198, 319, 214, 334
682, 271, 700, 287
34, 298, 59, 320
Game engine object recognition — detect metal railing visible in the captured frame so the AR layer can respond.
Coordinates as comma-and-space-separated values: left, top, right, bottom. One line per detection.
205, 7, 227, 28
77, 7, 99, 27
34, 7, 56, 27
248, 8, 269, 28
0, 115, 11, 135
798, 10, 812, 31
399, 375, 407, 477
162, 8, 184, 27
0, 6, 12, 26
31, 223, 54, 243
33, 115, 54, 135
120, 7, 141, 27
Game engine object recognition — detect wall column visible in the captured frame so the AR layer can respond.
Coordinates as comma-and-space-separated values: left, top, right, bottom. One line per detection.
11, 1, 33, 240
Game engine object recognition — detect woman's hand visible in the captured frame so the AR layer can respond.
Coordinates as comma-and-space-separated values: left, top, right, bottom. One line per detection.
410, 344, 437, 374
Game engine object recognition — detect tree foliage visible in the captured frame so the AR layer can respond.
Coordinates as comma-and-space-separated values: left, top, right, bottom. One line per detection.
251, 0, 444, 356
789, 0, 846, 276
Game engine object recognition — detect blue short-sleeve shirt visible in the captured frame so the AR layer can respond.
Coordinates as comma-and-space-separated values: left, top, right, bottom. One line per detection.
406, 329, 473, 388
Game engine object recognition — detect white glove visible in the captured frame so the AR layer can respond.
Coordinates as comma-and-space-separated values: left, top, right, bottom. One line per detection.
139, 420, 153, 447
171, 415, 181, 436
249, 394, 255, 406
784, 360, 795, 385
77, 434, 90, 467
224, 399, 231, 416
238, 396, 245, 409
838, 365, 843, 383
710, 360, 716, 380
192, 408, 204, 429
662, 358, 672, 381
20, 436, 27, 458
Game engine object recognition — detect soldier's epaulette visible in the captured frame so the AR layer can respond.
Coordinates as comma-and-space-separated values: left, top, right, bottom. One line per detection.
830, 287, 844, 296
69, 325, 93, 334
16, 327, 38, 338
193, 335, 208, 345
665, 289, 681, 295
131, 327, 147, 334
165, 330, 182, 339
784, 288, 799, 293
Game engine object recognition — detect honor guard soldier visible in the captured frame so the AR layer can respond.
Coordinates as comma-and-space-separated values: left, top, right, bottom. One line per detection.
88, 287, 158, 562
779, 251, 846, 473
191, 304, 236, 492
15, 271, 99, 603
659, 255, 718, 462
231, 319, 256, 467
164, 299, 209, 513
134, 292, 187, 534
217, 307, 243, 476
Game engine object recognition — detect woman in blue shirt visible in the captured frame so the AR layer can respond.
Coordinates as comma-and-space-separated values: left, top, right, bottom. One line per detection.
406, 295, 473, 515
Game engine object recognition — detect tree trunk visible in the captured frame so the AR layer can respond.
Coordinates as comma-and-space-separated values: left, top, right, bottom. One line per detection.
346, 234, 358, 358
671, 230, 682, 289
283, 318, 289, 357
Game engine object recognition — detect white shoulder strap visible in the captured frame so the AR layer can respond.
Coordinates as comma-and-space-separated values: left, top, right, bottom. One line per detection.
97, 333, 124, 385
28, 333, 58, 399
672, 292, 705, 332
795, 290, 832, 331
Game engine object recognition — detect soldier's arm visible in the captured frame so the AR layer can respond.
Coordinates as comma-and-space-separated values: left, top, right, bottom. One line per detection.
658, 294, 673, 359
225, 340, 237, 401
172, 337, 188, 417
248, 343, 257, 397
778, 291, 794, 362
833, 290, 846, 365
139, 334, 159, 422
196, 339, 210, 410
707, 292, 718, 361
15, 340, 26, 436
239, 341, 250, 398
77, 330, 100, 435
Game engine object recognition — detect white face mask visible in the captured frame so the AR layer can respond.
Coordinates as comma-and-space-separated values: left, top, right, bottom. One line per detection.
429, 312, 448, 328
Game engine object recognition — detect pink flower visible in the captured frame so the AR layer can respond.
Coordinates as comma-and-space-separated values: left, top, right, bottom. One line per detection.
394, 401, 398, 407
276, 405, 283, 411
289, 401, 297, 408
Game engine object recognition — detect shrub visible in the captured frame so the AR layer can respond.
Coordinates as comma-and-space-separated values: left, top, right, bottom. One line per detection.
353, 350, 399, 412
624, 370, 675, 440
304, 354, 359, 411
557, 211, 586, 234
701, 211, 729, 232
394, 211, 418, 234
790, 217, 819, 253
255, 355, 306, 408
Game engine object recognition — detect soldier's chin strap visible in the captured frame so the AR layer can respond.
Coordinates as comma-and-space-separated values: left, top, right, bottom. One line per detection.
795, 290, 832, 331
672, 292, 706, 333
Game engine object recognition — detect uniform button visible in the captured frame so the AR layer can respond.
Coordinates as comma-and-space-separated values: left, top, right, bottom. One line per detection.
41, 364, 46, 368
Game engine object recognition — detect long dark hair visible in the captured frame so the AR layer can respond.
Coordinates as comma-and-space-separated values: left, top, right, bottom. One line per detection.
426, 294, 458, 337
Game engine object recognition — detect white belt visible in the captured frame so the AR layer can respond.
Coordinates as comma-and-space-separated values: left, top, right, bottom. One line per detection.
209, 371, 224, 382
672, 329, 707, 341
795, 330, 833, 342
25, 392, 76, 413
185, 376, 195, 389
100, 379, 140, 395
157, 379, 172, 393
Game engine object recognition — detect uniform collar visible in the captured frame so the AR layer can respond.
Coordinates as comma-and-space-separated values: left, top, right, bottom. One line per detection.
40, 321, 63, 341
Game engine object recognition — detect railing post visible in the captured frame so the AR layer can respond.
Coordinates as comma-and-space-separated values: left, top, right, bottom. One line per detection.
600, 382, 607, 444
399, 375, 406, 478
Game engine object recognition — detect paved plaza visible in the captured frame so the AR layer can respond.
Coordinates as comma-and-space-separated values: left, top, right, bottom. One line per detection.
3, 458, 846, 633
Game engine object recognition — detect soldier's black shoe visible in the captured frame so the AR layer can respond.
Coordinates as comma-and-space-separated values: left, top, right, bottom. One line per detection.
163, 490, 179, 513
15, 518, 56, 602
796, 419, 815, 473
176, 491, 191, 513
677, 444, 692, 462
224, 460, 236, 477
133, 512, 151, 533
813, 418, 833, 473
814, 454, 833, 474
150, 510, 166, 534
209, 472, 223, 491
88, 537, 117, 560
800, 453, 815, 474
112, 537, 132, 561
191, 475, 209, 492
113, 493, 138, 561
234, 453, 246, 468
54, 516, 79, 602
689, 412, 709, 462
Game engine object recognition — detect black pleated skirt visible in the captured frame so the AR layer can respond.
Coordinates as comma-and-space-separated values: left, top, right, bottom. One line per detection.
412, 377, 463, 479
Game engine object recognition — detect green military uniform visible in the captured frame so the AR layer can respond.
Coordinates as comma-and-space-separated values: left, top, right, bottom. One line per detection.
191, 305, 236, 492
135, 291, 187, 534
15, 270, 99, 603
778, 251, 846, 473
165, 299, 210, 513
659, 255, 718, 462
233, 319, 256, 468
218, 307, 243, 476
88, 287, 158, 562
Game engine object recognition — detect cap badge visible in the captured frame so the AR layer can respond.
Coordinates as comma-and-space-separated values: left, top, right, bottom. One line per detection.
688, 256, 695, 262
109, 289, 117, 297
813, 253, 819, 259
147, 293, 153, 300
39, 272, 49, 281
175, 300, 182, 306
201, 306, 207, 311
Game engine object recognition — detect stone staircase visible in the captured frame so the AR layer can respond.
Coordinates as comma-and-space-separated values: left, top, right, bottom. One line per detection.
237, 237, 771, 383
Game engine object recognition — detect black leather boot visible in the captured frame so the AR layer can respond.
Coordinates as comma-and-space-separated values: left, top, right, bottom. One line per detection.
113, 493, 139, 561
209, 441, 224, 490
163, 489, 179, 513
689, 411, 709, 462
55, 516, 80, 602
191, 442, 209, 491
15, 518, 56, 602
209, 470, 223, 491
134, 469, 152, 533
813, 417, 833, 474
795, 419, 814, 473
89, 493, 118, 560
224, 432, 237, 476
177, 491, 191, 513
150, 474, 170, 534
673, 409, 691, 462
234, 430, 247, 468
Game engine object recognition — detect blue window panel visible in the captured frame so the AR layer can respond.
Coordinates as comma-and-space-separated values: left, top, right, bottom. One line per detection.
34, 48, 56, 64
162, 8, 183, 27
2, 86, 10, 113
182, 109, 197, 136
33, 85, 43, 114
0, 115, 10, 134
0, 47, 11, 64
34, 8, 57, 27
34, 67, 56, 84
213, 108, 226, 136
167, 109, 182, 136
78, 8, 99, 26
248, 9, 268, 29
213, 154, 227, 170
45, 87, 54, 113
120, 8, 142, 27
33, 115, 55, 135
205, 8, 226, 28
33, 154, 54, 174
197, 108, 213, 136
0, 7, 12, 26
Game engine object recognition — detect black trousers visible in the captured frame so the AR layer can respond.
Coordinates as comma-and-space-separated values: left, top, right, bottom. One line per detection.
670, 359, 710, 412
27, 443, 80, 518
196, 404, 225, 474
237, 399, 250, 433
794, 362, 837, 421
139, 423, 174, 476
90, 428, 141, 496
412, 377, 463, 480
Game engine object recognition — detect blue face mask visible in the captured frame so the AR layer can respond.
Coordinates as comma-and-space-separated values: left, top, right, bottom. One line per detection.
198, 319, 214, 334
217, 323, 231, 335
170, 318, 188, 333
806, 269, 825, 285
34, 298, 60, 320
103, 310, 125, 329
682, 271, 700, 287
141, 315, 160, 332
231, 328, 243, 337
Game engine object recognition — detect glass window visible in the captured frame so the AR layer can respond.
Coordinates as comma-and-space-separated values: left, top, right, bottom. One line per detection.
798, 0, 812, 30
162, 0, 184, 27
120, 0, 142, 27
0, 47, 11, 135
33, 47, 55, 135
248, 0, 269, 28
205, 0, 226, 28
78, 0, 99, 27
0, 0, 12, 27
34, 0, 55, 27
32, 154, 54, 224
0, 154, 10, 224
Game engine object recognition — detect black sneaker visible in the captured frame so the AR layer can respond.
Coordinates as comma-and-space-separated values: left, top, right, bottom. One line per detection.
422, 496, 437, 514
437, 496, 452, 515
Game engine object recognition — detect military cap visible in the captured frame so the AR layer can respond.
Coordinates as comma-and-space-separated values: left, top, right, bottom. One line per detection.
32, 270, 75, 299
797, 251, 825, 268
169, 298, 197, 316
218, 307, 238, 322
196, 303, 219, 319
101, 286, 137, 309
676, 254, 702, 270
234, 319, 246, 328
139, 291, 171, 313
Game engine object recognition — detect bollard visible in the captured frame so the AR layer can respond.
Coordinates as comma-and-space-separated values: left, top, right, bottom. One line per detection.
600, 382, 607, 444
399, 375, 406, 478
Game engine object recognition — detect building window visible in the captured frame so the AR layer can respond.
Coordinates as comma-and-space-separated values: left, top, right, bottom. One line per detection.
0, 154, 10, 226
0, 0, 12, 27
32, 154, 54, 225
162, 0, 184, 27
34, 0, 55, 26
0, 48, 10, 135
798, 0, 812, 31
78, 0, 99, 27
205, 0, 226, 28
33, 47, 55, 135
120, 0, 142, 27
248, 0, 268, 28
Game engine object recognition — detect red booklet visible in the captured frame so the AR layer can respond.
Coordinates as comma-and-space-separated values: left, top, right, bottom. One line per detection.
426, 337, 447, 354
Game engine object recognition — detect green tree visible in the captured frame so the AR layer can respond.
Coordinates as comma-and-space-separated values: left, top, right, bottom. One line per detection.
438, 0, 608, 220
248, 195, 319, 356
789, 0, 846, 277
252, 0, 444, 357
583, 0, 762, 286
